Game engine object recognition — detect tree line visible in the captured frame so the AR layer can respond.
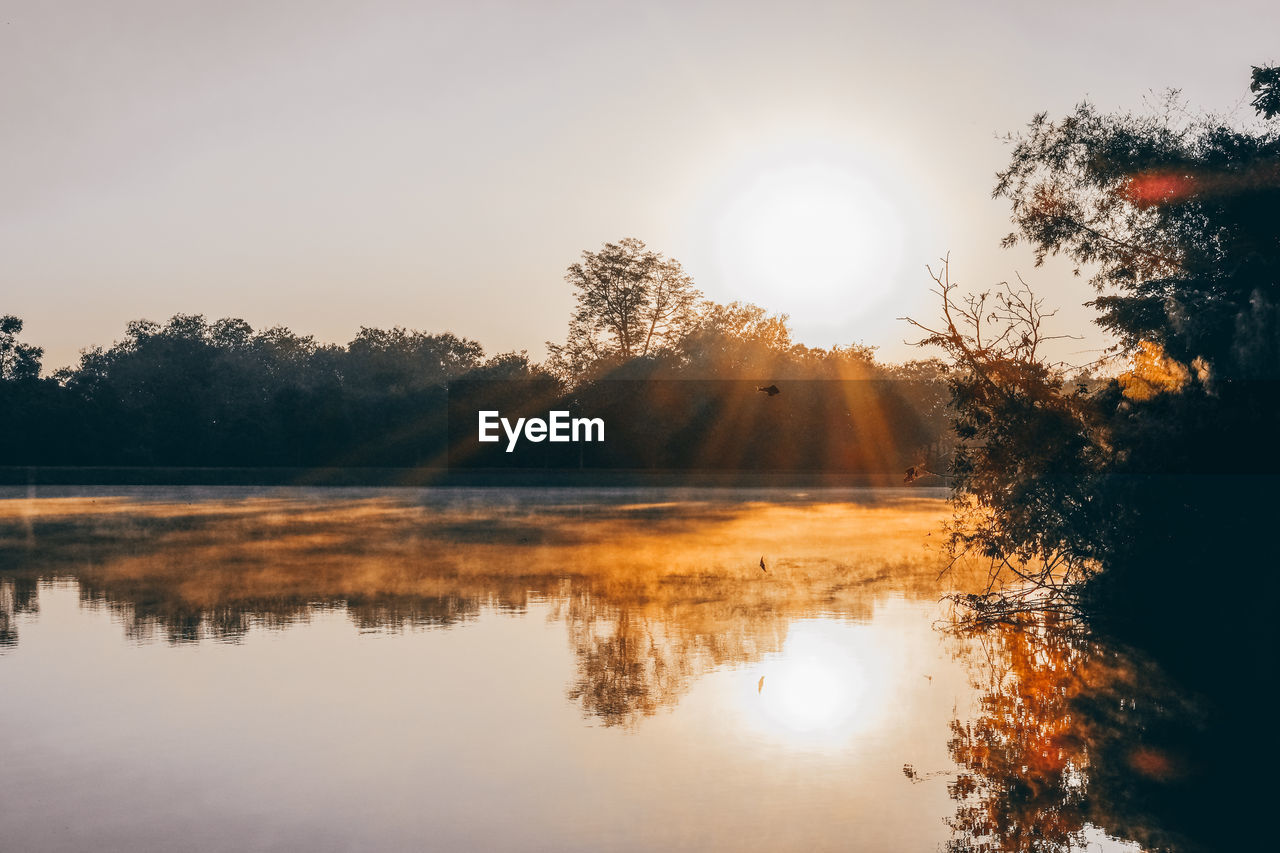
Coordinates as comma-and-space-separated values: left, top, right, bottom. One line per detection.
1, 262, 952, 471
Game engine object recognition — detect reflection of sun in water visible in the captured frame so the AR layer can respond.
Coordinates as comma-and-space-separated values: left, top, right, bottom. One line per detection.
712, 153, 906, 323
739, 619, 885, 747
767, 650, 862, 733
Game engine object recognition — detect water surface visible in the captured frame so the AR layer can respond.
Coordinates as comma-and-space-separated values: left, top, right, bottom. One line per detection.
0, 487, 1221, 851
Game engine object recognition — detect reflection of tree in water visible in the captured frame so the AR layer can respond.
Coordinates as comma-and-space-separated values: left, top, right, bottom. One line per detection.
560, 588, 788, 724
0, 576, 39, 649
941, 618, 1237, 853
565, 603, 704, 723
0, 491, 948, 724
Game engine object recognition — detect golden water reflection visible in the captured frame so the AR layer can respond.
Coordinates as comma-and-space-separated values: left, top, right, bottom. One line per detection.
0, 487, 957, 726
939, 617, 1229, 853
0, 487, 1237, 851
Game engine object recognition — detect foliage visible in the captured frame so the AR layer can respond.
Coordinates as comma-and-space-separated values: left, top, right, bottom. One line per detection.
2, 305, 949, 475
0, 315, 56, 466
547, 238, 701, 377
344, 326, 485, 393
1, 313, 510, 467
0, 315, 42, 382
913, 66, 1280, 624
4, 240, 954, 473
904, 259, 1105, 617
1251, 64, 1280, 120
993, 68, 1280, 379
672, 300, 794, 375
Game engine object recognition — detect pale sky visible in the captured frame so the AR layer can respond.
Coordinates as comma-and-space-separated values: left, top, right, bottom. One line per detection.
3, 0, 1277, 371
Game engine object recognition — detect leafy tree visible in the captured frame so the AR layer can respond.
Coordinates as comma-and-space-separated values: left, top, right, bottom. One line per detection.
667, 301, 885, 380
343, 327, 483, 393
672, 300, 792, 377
1251, 64, 1280, 120
548, 238, 700, 378
459, 350, 557, 382
0, 315, 42, 382
0, 315, 61, 466
913, 66, 1280, 624
43, 315, 486, 467
905, 260, 1107, 616
993, 67, 1280, 379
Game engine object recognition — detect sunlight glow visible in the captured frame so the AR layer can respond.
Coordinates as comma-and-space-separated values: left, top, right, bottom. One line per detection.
739, 619, 889, 748
767, 651, 862, 732
713, 154, 906, 322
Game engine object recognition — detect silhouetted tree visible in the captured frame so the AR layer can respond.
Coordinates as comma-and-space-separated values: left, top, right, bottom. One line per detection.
905, 259, 1103, 615
911, 66, 1280, 626
547, 238, 700, 378
672, 300, 794, 377
343, 327, 483, 392
1250, 64, 1280, 120
0, 315, 42, 381
0, 315, 66, 465
994, 67, 1280, 381
2, 292, 950, 473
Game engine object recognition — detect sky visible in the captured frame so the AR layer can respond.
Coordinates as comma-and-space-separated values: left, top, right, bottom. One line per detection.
3, 0, 1277, 372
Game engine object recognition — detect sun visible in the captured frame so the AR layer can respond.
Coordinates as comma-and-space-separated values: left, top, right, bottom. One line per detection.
736, 619, 888, 748
765, 651, 862, 734
711, 152, 907, 325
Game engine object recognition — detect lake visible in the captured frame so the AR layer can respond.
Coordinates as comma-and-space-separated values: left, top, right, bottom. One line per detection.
0, 487, 1230, 851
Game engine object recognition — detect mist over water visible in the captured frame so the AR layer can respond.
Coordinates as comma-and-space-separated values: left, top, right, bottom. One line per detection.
0, 487, 1222, 852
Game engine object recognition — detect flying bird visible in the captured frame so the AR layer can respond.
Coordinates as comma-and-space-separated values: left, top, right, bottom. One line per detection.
756, 384, 780, 397
758, 675, 765, 694
904, 464, 937, 484
760, 555, 768, 573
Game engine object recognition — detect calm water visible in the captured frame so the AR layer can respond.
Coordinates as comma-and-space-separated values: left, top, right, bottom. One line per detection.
0, 487, 1227, 851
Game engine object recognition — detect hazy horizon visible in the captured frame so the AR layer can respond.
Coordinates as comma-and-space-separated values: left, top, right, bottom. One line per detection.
4, 0, 1277, 372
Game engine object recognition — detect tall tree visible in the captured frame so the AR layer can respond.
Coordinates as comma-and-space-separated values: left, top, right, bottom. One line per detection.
548, 238, 700, 377
911, 66, 1280, 624
993, 66, 1280, 379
